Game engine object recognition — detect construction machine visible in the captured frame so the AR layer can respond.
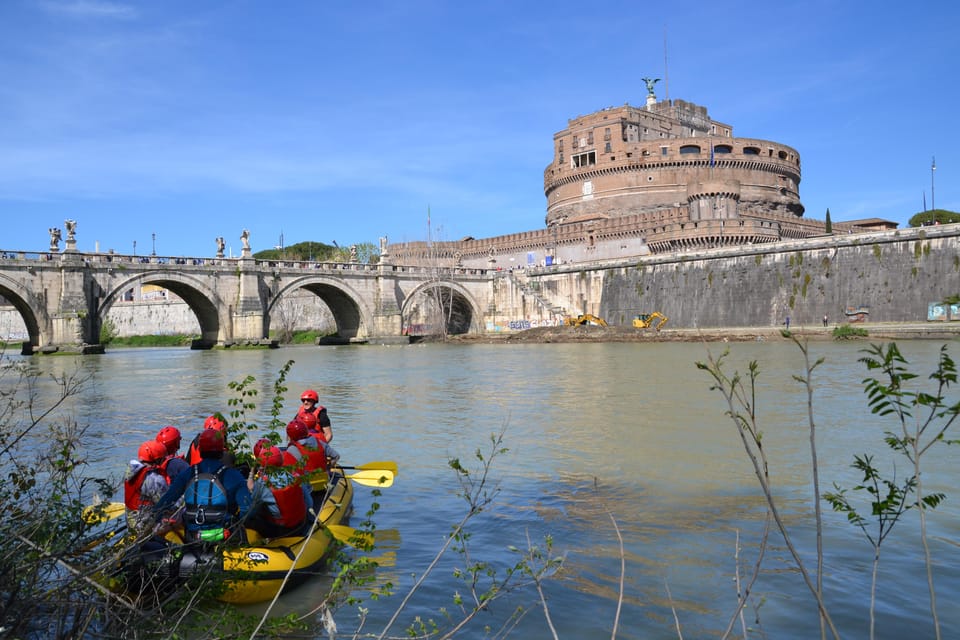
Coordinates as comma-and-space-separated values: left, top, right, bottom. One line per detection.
563, 314, 608, 327
632, 312, 668, 331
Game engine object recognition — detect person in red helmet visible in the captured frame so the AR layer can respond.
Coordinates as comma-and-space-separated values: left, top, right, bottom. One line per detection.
124, 439, 172, 534
294, 390, 333, 443
253, 437, 272, 459
185, 414, 231, 465
154, 428, 251, 544
283, 418, 339, 483
156, 425, 189, 482
246, 445, 312, 538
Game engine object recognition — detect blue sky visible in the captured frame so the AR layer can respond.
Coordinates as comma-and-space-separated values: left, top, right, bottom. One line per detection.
1, 0, 957, 258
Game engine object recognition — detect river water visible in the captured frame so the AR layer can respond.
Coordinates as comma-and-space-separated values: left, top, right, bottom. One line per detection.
18, 340, 960, 639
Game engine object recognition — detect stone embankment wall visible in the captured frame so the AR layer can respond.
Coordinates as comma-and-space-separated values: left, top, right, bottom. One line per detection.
514, 226, 960, 329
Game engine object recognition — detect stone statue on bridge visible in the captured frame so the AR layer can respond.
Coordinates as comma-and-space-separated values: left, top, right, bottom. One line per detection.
241, 229, 251, 252
64, 219, 77, 251
350, 244, 358, 262
216, 236, 225, 258
48, 227, 61, 253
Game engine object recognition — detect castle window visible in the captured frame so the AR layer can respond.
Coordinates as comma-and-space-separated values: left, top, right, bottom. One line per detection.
587, 131, 594, 145
660, 146, 668, 156
604, 128, 611, 141
572, 151, 596, 168
743, 146, 760, 155
559, 153, 564, 164
679, 145, 701, 155
605, 142, 612, 153
713, 144, 732, 154
778, 150, 788, 160
573, 136, 579, 148
558, 140, 563, 151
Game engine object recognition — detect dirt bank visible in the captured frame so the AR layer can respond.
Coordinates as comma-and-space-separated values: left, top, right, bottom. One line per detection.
441, 323, 960, 344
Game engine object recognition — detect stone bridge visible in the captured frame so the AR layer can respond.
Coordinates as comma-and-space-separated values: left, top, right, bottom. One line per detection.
0, 246, 501, 354
5, 224, 958, 354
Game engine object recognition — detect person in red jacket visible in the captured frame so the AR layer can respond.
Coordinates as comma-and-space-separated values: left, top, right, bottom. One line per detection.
247, 445, 312, 538
185, 414, 230, 465
124, 440, 171, 534
283, 419, 339, 484
294, 389, 333, 443
156, 425, 189, 482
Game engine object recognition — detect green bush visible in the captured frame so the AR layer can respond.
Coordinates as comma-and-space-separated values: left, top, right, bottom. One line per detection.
833, 324, 868, 339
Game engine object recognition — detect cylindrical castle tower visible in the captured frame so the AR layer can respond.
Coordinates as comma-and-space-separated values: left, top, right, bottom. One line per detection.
543, 99, 803, 228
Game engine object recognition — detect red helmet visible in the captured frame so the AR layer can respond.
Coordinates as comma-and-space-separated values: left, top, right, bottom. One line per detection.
258, 445, 284, 468
197, 428, 225, 454
156, 426, 182, 454
253, 437, 272, 458
300, 389, 319, 403
204, 415, 226, 431
286, 419, 309, 442
138, 439, 167, 464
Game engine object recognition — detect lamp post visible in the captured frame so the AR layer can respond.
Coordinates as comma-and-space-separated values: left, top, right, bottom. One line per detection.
152, 232, 156, 256
931, 156, 936, 212
133, 240, 136, 256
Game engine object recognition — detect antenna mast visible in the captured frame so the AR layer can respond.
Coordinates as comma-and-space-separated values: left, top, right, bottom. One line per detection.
663, 25, 670, 102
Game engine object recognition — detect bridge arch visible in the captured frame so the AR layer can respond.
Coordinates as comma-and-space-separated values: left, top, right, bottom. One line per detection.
98, 273, 230, 348
0, 274, 46, 353
401, 280, 482, 336
268, 276, 373, 342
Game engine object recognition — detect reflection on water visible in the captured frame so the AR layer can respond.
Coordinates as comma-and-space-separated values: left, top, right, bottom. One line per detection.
13, 340, 960, 638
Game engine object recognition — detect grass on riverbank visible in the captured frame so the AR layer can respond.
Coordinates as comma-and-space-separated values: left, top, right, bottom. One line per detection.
107, 334, 196, 347
104, 329, 326, 347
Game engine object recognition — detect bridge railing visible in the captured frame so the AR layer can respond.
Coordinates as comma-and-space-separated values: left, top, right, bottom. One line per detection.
0, 250, 230, 266
0, 249, 497, 278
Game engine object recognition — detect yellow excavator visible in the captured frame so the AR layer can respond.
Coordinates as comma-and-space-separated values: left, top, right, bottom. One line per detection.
632, 312, 668, 331
564, 314, 608, 327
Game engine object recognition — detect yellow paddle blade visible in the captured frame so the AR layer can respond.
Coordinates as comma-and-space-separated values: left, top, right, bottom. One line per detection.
326, 524, 374, 549
355, 461, 398, 476
346, 469, 394, 488
82, 501, 126, 525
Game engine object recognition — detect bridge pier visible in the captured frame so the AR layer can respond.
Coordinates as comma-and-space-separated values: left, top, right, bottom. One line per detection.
228, 255, 267, 345
42, 251, 105, 354
369, 262, 406, 344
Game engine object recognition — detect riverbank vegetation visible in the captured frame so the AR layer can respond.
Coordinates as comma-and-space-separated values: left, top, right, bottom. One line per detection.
698, 335, 957, 640
831, 323, 869, 339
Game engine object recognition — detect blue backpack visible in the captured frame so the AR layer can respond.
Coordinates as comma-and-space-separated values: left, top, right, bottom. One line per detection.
183, 466, 230, 541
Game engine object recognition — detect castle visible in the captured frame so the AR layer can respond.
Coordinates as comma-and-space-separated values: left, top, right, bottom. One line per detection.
388, 89, 873, 269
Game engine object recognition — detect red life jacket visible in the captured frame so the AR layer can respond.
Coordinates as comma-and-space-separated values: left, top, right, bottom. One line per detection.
262, 479, 307, 529
282, 436, 328, 473
295, 405, 329, 441
186, 437, 202, 465
123, 465, 168, 510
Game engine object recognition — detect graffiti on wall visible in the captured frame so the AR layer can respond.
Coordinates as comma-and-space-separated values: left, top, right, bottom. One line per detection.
486, 318, 564, 332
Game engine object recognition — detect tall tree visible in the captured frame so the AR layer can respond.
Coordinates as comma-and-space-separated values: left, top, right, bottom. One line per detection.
825, 208, 833, 234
